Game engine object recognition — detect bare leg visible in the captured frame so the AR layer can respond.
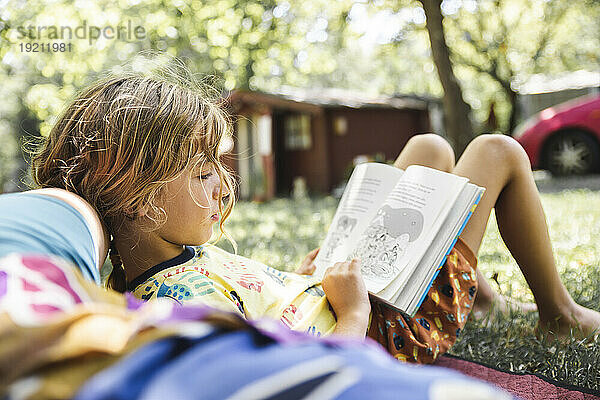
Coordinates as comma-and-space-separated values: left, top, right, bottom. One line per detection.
395, 134, 535, 316
453, 135, 600, 337
393, 134, 456, 173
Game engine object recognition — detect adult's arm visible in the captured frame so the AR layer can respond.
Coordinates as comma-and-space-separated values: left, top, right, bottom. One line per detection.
27, 188, 110, 274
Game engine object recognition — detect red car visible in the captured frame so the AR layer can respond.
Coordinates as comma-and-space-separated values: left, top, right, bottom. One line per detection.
514, 94, 600, 175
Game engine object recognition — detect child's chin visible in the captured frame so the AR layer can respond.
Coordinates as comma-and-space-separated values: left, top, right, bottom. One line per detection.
192, 231, 213, 245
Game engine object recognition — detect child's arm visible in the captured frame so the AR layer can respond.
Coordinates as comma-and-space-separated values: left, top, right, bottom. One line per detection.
321, 259, 371, 339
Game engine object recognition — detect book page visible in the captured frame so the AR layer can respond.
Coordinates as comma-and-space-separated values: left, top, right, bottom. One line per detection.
313, 163, 404, 278
351, 165, 468, 295
398, 184, 484, 315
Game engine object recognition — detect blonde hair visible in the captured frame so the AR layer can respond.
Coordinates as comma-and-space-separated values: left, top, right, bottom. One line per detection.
31, 57, 237, 292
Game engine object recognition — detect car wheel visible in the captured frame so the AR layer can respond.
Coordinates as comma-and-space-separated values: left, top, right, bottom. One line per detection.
543, 130, 600, 176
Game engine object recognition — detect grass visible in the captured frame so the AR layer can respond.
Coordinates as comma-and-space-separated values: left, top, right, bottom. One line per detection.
215, 190, 600, 390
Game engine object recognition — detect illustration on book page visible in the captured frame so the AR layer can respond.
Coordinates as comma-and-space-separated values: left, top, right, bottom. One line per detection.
351, 205, 424, 282
323, 215, 358, 259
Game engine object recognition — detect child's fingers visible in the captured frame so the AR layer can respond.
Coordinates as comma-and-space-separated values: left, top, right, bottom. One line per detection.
298, 263, 316, 275
296, 265, 308, 274
296, 248, 321, 274
305, 247, 320, 261
298, 255, 312, 271
296, 259, 317, 275
349, 258, 361, 271
325, 262, 343, 276
326, 260, 360, 277
299, 257, 310, 269
296, 258, 311, 273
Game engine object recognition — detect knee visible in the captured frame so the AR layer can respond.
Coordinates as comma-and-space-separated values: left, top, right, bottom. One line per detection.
397, 134, 455, 172
465, 134, 531, 170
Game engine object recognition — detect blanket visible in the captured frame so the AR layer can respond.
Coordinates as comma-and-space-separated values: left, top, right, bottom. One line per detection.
435, 354, 600, 400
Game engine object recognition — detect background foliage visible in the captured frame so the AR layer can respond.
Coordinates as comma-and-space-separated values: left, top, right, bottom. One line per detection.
1, 0, 599, 190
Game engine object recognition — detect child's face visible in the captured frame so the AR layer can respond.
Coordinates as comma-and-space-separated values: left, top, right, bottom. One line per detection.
155, 162, 224, 246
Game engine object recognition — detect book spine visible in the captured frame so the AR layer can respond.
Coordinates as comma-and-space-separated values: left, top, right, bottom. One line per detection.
409, 190, 484, 317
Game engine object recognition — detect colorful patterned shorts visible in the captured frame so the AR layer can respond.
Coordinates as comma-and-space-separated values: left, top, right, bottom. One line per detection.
367, 238, 477, 364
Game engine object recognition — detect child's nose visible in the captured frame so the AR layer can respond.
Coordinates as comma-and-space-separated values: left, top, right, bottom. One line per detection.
212, 182, 230, 201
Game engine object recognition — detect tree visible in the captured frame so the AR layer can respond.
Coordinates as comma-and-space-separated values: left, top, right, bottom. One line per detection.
418, 0, 474, 153
0, 0, 355, 190
444, 0, 600, 134
2, 0, 598, 188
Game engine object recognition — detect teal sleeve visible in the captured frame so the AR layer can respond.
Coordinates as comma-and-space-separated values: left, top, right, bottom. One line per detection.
0, 192, 100, 284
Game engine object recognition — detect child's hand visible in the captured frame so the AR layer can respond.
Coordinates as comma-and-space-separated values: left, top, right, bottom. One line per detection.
295, 248, 319, 275
321, 259, 371, 338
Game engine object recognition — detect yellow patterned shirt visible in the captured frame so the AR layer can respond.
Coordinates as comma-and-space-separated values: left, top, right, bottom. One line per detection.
129, 244, 336, 336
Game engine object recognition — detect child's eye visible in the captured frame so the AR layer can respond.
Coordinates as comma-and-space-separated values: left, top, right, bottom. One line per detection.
198, 172, 212, 180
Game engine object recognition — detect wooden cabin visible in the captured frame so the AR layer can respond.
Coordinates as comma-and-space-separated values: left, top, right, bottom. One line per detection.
224, 87, 440, 200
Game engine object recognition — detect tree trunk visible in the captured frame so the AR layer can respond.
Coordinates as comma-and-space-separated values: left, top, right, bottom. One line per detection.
507, 87, 519, 135
419, 0, 474, 155
495, 77, 519, 135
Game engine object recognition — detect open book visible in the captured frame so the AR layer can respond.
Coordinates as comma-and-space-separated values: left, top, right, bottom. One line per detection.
313, 163, 485, 317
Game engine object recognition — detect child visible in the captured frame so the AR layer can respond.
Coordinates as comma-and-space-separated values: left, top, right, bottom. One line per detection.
0, 189, 513, 399
31, 64, 600, 363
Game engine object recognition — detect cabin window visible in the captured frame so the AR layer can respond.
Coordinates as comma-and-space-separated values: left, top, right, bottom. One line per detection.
284, 114, 312, 150
333, 116, 348, 136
